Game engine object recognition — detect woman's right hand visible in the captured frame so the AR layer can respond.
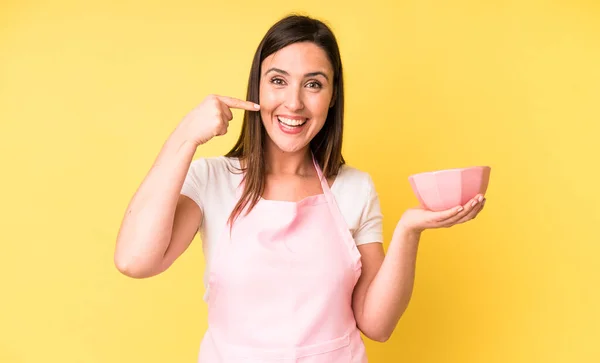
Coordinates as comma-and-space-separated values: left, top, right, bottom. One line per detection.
179, 94, 260, 147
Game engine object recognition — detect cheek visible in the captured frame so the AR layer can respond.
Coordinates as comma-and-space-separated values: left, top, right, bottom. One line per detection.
307, 93, 332, 117
259, 84, 279, 110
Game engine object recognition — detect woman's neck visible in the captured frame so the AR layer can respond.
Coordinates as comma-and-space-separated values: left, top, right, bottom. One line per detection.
264, 143, 313, 177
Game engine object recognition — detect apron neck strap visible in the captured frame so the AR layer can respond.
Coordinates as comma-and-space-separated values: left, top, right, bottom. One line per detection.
311, 152, 331, 194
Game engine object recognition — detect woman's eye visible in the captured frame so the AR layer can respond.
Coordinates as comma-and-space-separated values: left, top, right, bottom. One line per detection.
306, 81, 322, 89
270, 78, 285, 85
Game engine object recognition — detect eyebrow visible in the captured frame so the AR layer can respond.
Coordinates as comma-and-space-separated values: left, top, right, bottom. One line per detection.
265, 67, 330, 81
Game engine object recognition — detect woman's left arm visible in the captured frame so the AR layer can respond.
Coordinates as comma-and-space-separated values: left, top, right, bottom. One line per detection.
352, 194, 486, 342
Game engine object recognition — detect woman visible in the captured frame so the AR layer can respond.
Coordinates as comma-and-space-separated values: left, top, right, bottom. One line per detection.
115, 14, 486, 362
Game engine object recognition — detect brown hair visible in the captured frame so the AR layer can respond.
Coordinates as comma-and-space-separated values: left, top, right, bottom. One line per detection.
226, 14, 345, 226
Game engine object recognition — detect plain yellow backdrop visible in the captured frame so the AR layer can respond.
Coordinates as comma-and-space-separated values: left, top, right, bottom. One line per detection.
1, 0, 599, 362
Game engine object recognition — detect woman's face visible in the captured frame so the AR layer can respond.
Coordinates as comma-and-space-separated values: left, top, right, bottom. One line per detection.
259, 41, 335, 155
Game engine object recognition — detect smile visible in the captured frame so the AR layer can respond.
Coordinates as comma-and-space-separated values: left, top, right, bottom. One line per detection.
277, 116, 307, 127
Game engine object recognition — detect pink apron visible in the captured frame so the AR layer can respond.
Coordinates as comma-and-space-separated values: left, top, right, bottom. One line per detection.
198, 155, 368, 362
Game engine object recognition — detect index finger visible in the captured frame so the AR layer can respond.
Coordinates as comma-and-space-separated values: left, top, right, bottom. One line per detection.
217, 95, 260, 111
433, 205, 466, 222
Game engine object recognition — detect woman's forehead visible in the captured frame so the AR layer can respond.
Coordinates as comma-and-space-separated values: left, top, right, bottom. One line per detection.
262, 42, 333, 77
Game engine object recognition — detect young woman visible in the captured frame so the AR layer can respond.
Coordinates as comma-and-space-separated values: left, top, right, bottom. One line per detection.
115, 14, 486, 362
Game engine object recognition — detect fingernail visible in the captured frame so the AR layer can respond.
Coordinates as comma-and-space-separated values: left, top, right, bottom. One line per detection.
478, 195, 484, 202
471, 200, 478, 207
254, 104, 261, 109
457, 206, 464, 212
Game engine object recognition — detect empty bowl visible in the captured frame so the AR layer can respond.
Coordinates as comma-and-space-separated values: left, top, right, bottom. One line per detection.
408, 166, 491, 211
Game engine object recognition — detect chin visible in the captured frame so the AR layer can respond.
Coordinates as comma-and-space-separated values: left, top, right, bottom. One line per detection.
270, 138, 310, 154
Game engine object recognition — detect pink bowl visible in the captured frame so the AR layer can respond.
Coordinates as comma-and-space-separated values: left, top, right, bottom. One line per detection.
408, 166, 491, 211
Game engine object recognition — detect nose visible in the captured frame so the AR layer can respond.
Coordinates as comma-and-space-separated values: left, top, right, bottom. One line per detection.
284, 85, 304, 112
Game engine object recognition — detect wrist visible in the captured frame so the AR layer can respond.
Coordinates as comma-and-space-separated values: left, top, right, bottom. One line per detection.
172, 126, 201, 149
395, 222, 423, 240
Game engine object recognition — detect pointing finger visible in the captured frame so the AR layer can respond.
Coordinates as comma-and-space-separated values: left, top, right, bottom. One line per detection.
217, 95, 260, 111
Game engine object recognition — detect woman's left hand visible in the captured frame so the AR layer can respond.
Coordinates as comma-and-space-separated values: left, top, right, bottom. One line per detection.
398, 194, 487, 234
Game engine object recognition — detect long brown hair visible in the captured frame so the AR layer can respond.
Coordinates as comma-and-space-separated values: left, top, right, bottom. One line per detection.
226, 14, 345, 226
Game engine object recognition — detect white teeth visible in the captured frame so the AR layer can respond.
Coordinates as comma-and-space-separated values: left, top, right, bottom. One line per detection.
277, 116, 306, 126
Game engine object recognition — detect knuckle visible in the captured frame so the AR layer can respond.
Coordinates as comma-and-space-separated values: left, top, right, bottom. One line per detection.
204, 94, 216, 104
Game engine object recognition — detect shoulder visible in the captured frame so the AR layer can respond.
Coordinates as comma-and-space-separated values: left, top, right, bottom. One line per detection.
189, 155, 240, 173
185, 156, 242, 197
188, 156, 241, 181
332, 163, 383, 244
183, 156, 241, 217
333, 164, 377, 195
332, 163, 380, 215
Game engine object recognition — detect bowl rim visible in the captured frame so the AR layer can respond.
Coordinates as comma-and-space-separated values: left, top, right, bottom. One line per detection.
408, 165, 491, 179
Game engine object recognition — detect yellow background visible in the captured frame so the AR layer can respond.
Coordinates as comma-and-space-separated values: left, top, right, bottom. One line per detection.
2, 0, 599, 362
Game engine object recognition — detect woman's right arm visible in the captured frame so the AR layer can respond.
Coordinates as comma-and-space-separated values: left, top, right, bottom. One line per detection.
114, 95, 260, 278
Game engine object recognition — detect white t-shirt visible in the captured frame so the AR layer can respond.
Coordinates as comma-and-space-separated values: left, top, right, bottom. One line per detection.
180, 156, 383, 300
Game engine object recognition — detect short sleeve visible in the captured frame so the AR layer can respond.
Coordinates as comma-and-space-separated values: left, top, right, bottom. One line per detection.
180, 158, 208, 212
353, 175, 384, 245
